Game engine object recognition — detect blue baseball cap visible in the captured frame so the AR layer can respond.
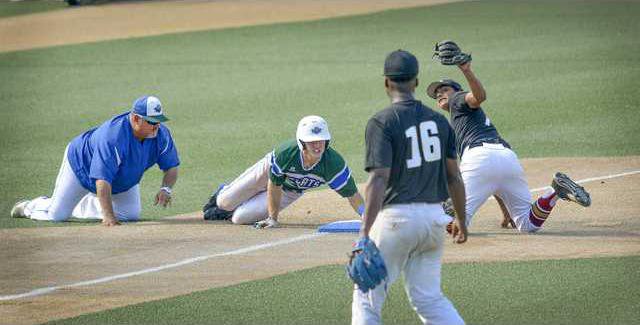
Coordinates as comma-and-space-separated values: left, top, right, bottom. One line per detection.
131, 96, 169, 123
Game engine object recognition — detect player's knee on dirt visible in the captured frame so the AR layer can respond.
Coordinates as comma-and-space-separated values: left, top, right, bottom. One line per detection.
230, 208, 264, 225
116, 207, 141, 222
215, 193, 235, 212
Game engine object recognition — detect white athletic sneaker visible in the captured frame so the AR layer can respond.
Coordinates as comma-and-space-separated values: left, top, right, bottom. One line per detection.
10, 200, 30, 218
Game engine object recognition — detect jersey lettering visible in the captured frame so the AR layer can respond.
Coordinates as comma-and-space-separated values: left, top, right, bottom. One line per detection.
289, 175, 323, 190
405, 121, 442, 168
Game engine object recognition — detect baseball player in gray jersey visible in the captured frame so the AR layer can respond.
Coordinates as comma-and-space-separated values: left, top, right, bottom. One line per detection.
351, 50, 467, 325
427, 48, 591, 233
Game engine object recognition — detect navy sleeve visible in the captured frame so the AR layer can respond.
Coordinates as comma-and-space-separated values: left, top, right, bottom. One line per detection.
364, 116, 393, 172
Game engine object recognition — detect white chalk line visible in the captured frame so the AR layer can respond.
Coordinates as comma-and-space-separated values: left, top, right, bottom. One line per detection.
529, 169, 640, 193
0, 232, 326, 301
2, 169, 639, 301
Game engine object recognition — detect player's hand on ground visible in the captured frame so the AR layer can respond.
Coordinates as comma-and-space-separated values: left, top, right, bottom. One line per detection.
255, 217, 279, 229
102, 216, 120, 227
500, 215, 516, 229
450, 220, 468, 244
155, 189, 171, 208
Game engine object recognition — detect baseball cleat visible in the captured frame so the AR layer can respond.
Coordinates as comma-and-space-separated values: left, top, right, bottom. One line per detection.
10, 200, 30, 218
552, 172, 591, 207
202, 184, 225, 213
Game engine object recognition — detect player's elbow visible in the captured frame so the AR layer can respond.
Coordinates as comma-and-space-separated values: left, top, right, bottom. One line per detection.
476, 92, 487, 104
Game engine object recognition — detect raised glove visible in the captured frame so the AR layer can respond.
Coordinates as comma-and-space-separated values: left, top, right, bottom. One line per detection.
346, 237, 388, 293
433, 40, 472, 66
255, 216, 280, 229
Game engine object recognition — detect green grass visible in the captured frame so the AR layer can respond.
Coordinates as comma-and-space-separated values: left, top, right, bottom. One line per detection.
0, 0, 67, 18
2, 0, 640, 228
44, 255, 640, 325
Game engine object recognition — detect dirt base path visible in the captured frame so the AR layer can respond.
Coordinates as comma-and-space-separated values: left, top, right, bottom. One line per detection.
1, 156, 639, 325
0, 0, 461, 53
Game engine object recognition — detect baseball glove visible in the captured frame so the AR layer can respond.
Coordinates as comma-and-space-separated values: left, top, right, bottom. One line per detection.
346, 237, 388, 293
433, 40, 472, 66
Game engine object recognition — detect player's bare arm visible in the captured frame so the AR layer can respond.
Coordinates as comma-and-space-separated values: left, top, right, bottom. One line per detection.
155, 167, 178, 208
96, 180, 119, 227
360, 168, 389, 238
458, 62, 486, 108
445, 158, 468, 243
346, 191, 365, 216
495, 195, 516, 228
254, 178, 282, 228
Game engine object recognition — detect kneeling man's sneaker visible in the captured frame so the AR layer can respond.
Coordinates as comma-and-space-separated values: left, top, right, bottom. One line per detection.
11, 200, 30, 218
552, 172, 591, 207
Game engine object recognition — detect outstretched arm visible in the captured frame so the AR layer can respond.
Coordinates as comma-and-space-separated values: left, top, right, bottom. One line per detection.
96, 180, 119, 227
346, 191, 365, 216
446, 158, 468, 243
360, 168, 389, 238
495, 195, 516, 229
458, 61, 486, 108
155, 167, 178, 207
267, 179, 283, 222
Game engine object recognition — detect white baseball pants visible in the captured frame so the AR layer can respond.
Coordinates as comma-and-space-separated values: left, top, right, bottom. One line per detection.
352, 203, 465, 325
460, 143, 539, 232
24, 146, 141, 222
216, 153, 302, 225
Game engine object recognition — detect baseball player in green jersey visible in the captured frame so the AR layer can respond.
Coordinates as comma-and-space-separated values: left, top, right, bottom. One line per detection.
202, 115, 364, 228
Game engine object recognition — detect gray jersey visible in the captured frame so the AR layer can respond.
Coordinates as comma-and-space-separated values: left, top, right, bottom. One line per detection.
449, 91, 510, 157
365, 99, 457, 205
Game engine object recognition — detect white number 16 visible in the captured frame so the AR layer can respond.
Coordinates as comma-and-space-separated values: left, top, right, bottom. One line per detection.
405, 121, 441, 168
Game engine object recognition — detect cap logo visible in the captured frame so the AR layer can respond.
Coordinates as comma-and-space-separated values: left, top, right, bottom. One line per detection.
146, 96, 162, 117
312, 126, 322, 134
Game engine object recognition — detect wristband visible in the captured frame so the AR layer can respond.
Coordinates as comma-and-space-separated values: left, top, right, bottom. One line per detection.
160, 186, 172, 195
357, 204, 365, 217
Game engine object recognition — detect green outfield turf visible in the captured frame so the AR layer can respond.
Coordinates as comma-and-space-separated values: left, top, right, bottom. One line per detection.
0, 0, 67, 18
1, 0, 639, 228
43, 255, 640, 325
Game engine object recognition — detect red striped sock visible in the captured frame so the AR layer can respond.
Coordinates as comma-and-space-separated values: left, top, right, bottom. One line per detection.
528, 190, 558, 227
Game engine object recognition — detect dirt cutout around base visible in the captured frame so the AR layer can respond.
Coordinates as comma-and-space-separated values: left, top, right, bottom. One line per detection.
0, 0, 461, 53
1, 156, 639, 325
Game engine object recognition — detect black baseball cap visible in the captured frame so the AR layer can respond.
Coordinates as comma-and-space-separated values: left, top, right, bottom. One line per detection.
383, 50, 419, 81
426, 79, 463, 99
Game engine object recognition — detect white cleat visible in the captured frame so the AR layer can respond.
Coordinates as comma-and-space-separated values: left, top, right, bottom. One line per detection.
10, 200, 30, 218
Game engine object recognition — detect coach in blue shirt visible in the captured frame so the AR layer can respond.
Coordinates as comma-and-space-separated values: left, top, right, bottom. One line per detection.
11, 96, 180, 226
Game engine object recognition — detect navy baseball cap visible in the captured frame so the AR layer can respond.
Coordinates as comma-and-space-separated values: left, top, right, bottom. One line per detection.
426, 79, 463, 99
132, 96, 169, 123
383, 50, 419, 81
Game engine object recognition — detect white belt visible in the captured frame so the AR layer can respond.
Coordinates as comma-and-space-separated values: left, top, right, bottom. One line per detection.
481, 143, 505, 149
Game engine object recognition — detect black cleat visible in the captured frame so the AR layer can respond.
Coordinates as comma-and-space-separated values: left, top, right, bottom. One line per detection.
552, 172, 591, 207
203, 184, 233, 220
203, 207, 234, 221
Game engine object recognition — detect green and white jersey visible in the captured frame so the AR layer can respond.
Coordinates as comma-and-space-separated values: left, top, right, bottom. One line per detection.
269, 139, 357, 197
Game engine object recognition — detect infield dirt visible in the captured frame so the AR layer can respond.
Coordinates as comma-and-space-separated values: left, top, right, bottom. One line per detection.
1, 1, 639, 324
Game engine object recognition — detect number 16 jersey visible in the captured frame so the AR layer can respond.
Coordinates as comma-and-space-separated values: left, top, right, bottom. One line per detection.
365, 99, 457, 205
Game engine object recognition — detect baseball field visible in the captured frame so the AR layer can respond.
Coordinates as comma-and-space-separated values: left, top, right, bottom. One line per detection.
1, 0, 639, 324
